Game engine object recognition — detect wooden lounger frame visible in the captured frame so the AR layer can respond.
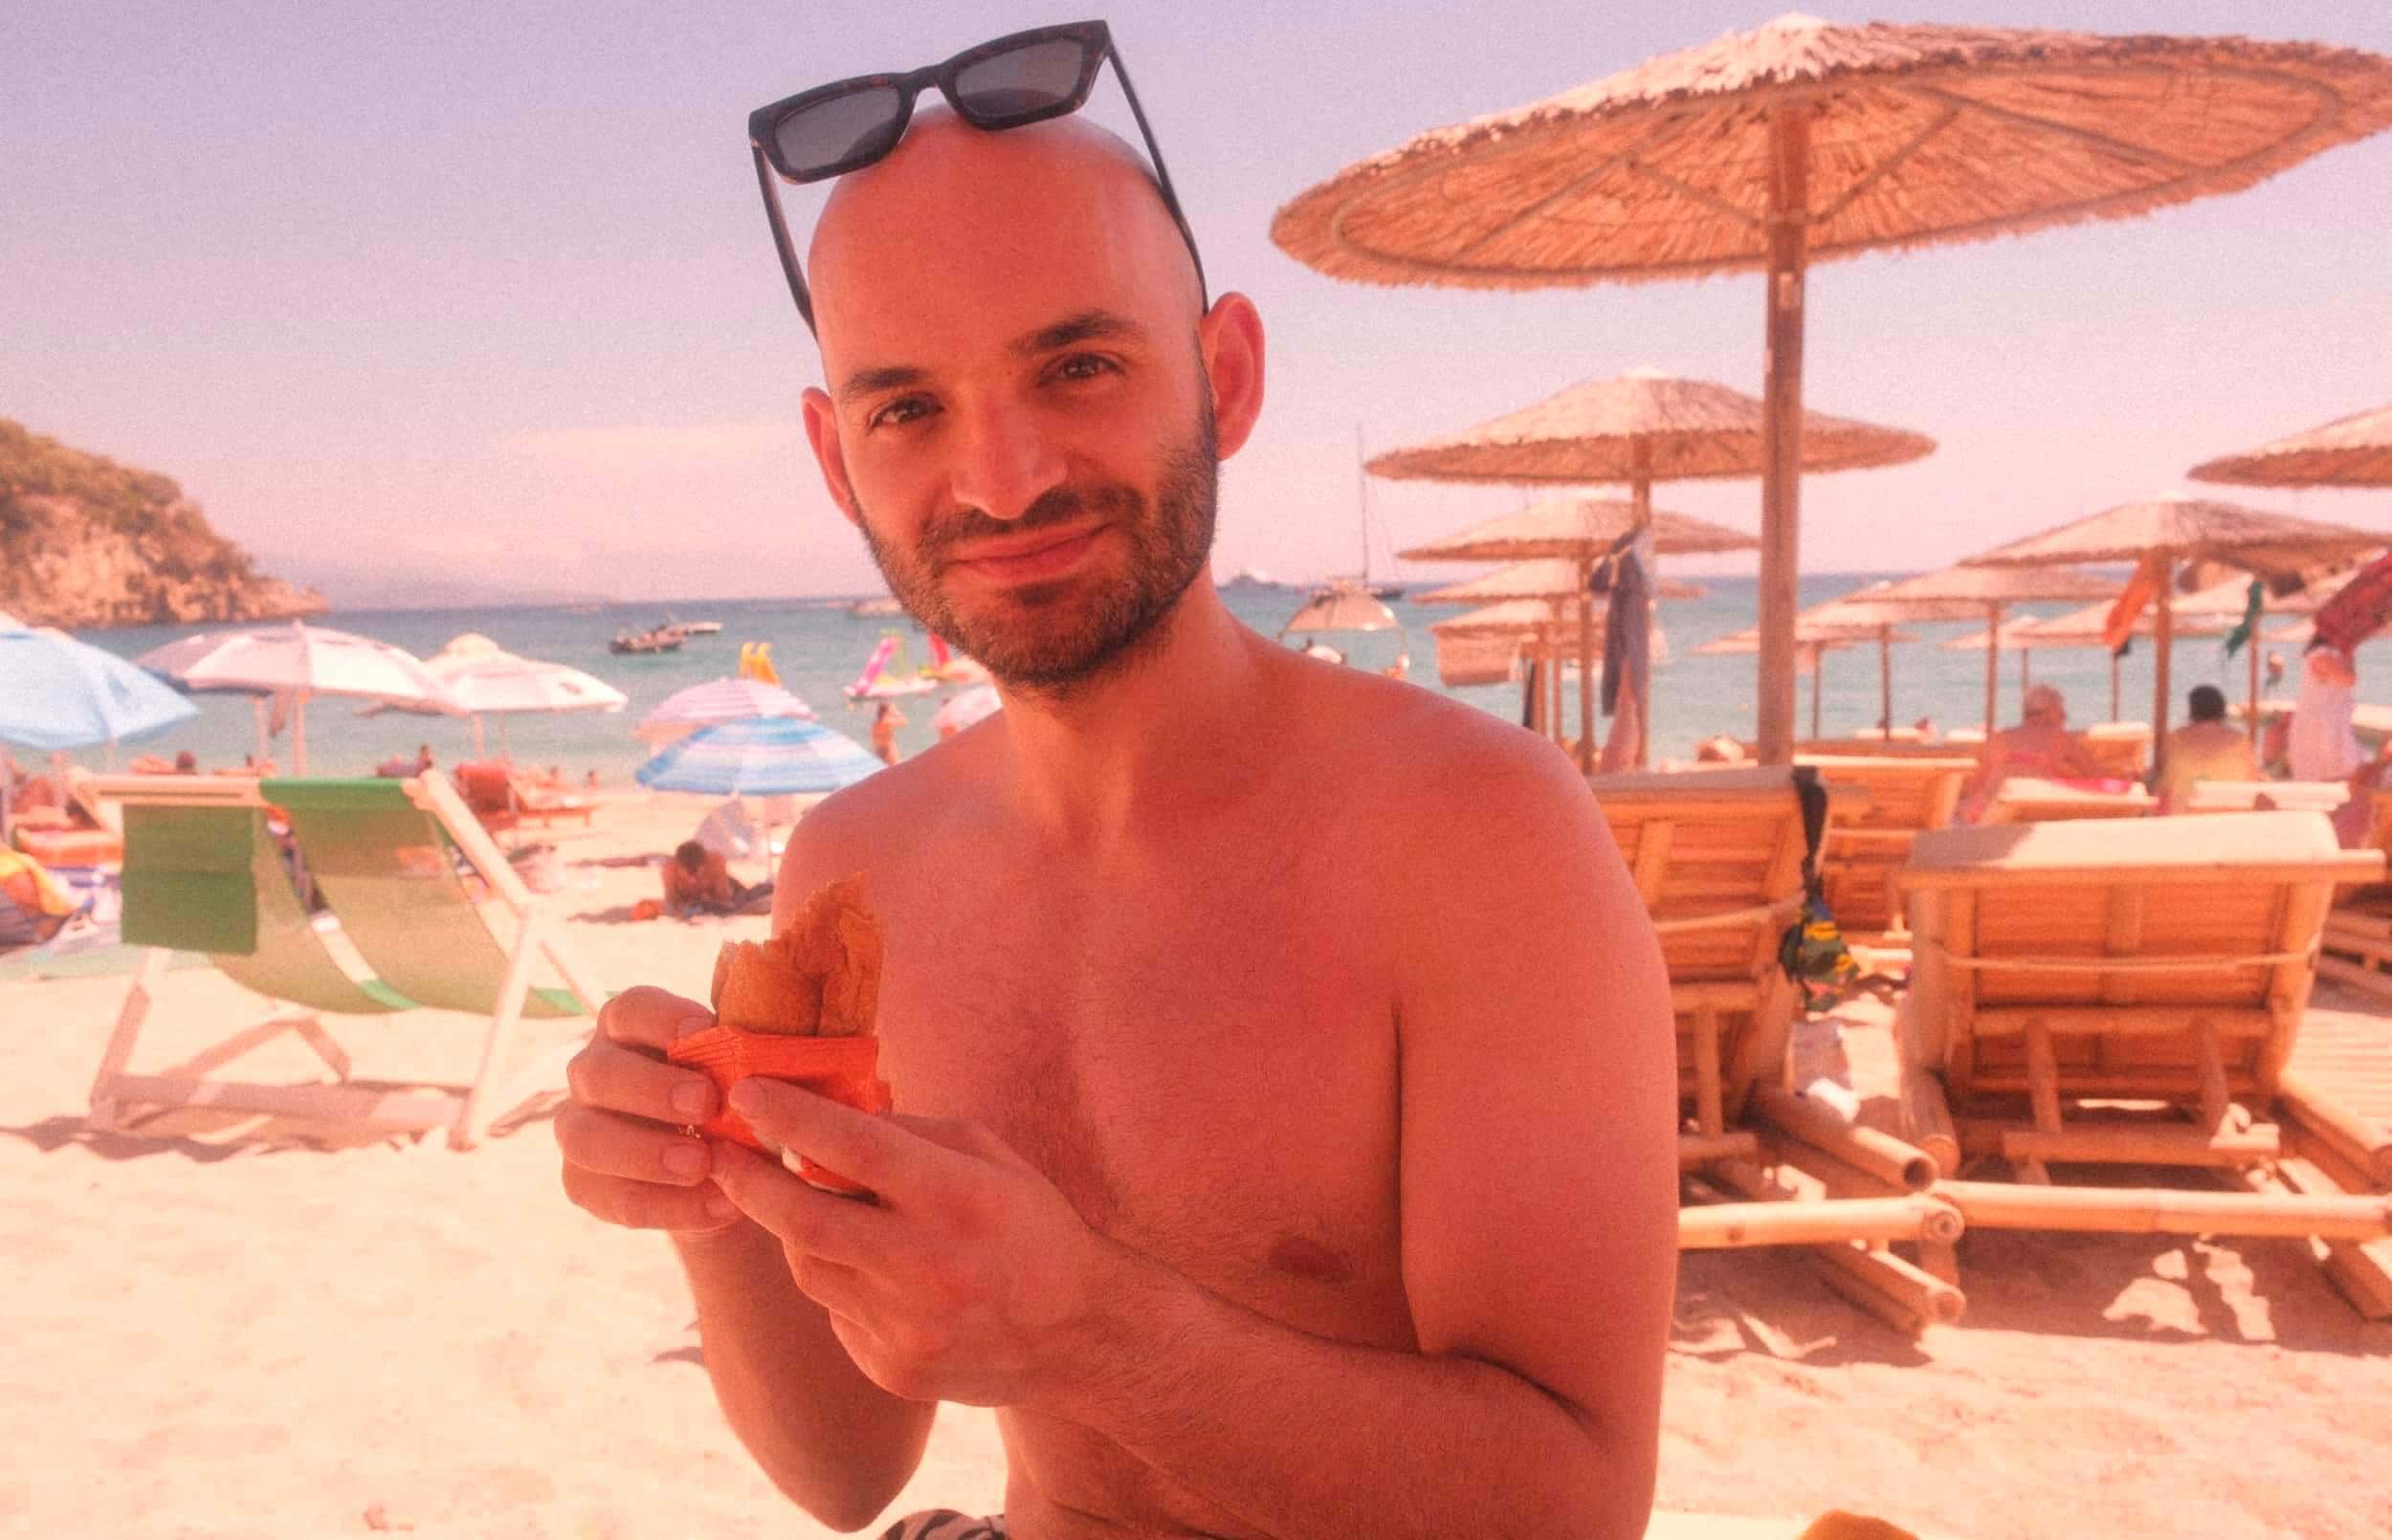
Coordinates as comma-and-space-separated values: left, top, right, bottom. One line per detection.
1593, 767, 1964, 1331
1895, 810, 2392, 1318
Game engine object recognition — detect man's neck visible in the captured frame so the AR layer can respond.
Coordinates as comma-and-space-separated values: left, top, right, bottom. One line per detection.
990, 579, 1280, 854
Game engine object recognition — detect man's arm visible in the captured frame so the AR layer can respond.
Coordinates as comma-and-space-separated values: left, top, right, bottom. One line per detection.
1047, 744, 1679, 1537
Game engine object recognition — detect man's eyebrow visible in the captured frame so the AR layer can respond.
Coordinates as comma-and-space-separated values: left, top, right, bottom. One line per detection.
835, 364, 928, 407
1011, 309, 1149, 358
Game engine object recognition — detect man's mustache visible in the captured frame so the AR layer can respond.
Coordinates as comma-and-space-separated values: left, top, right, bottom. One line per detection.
920, 483, 1142, 568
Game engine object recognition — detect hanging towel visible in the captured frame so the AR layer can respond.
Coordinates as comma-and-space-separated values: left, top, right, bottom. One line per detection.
2308, 548, 2392, 658
1599, 547, 1650, 717
2102, 552, 2167, 656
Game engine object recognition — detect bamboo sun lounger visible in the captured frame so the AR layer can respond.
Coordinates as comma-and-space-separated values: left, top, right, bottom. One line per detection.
1796, 755, 1976, 939
86, 774, 607, 1150
1590, 766, 1965, 1334
1896, 810, 2392, 1317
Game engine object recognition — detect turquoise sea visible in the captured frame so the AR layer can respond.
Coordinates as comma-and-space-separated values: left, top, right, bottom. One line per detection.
51, 574, 2337, 781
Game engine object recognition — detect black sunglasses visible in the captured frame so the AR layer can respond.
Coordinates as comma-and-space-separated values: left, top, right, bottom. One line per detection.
746, 20, 1207, 334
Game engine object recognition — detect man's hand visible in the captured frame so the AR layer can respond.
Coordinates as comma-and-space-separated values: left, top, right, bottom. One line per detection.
709, 1078, 1116, 1409
555, 986, 739, 1235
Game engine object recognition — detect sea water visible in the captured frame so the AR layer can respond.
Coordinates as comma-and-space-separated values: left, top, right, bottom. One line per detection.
54, 575, 2315, 781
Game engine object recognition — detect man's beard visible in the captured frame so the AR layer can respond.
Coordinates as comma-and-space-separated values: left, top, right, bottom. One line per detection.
855, 403, 1218, 697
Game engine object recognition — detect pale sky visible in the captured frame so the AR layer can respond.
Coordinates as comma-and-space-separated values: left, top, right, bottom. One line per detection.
8, 1, 2390, 607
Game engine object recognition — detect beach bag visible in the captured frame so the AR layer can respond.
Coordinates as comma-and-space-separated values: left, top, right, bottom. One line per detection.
1777, 767, 1861, 1011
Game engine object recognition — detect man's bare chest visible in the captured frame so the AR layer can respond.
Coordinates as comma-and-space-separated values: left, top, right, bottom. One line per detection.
864, 855, 1412, 1338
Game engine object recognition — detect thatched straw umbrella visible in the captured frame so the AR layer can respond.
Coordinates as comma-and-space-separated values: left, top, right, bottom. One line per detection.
2189, 402, 2392, 489
1429, 598, 1588, 738
1274, 15, 2392, 764
1695, 623, 1912, 742
1798, 589, 1988, 742
1367, 367, 1930, 762
1279, 580, 1401, 640
1415, 558, 1705, 605
1962, 495, 2383, 758
1946, 601, 2228, 722
1396, 495, 1755, 768
1849, 564, 2120, 738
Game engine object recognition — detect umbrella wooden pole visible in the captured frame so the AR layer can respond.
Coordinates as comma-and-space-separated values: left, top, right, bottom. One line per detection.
293, 693, 308, 777
252, 697, 270, 766
1879, 629, 1893, 741
2111, 652, 2122, 722
1576, 558, 1597, 775
1809, 645, 1825, 740
2248, 637, 2262, 750
2153, 554, 2176, 778
1982, 604, 2002, 740
1632, 458, 1654, 769
2020, 645, 2030, 693
1755, 102, 1811, 767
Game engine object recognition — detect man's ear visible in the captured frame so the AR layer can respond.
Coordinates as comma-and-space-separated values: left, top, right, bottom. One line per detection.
801, 386, 863, 529
1196, 293, 1266, 460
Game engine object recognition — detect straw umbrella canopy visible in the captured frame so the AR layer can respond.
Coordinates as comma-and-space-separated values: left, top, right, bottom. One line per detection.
1397, 495, 1755, 768
1849, 564, 2120, 738
1429, 598, 1586, 738
1962, 495, 2385, 753
1415, 558, 1704, 605
1945, 601, 2227, 722
1797, 588, 1986, 742
1274, 14, 2392, 764
1371, 367, 1923, 767
2189, 401, 2392, 489
1279, 580, 1401, 638
1695, 622, 1912, 742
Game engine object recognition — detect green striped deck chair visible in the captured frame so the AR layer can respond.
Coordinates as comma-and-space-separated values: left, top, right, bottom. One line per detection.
88, 774, 605, 1149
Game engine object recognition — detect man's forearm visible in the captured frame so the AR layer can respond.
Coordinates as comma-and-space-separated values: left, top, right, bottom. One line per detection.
1052, 1245, 1652, 1540
674, 1220, 934, 1529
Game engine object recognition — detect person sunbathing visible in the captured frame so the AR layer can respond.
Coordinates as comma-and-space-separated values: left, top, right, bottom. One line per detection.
2153, 684, 2258, 812
1958, 683, 2105, 822
661, 840, 767, 919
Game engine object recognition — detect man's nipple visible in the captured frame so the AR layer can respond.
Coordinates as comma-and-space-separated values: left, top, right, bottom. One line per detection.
1267, 1231, 1356, 1285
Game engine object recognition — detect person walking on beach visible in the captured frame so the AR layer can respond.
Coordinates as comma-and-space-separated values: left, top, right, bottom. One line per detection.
870, 700, 906, 767
558, 34, 1674, 1540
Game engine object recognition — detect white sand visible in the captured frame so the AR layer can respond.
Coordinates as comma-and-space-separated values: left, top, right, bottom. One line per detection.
3, 794, 2386, 1538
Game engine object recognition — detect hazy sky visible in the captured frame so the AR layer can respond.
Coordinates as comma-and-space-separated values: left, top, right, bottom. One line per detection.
8, 1, 2391, 605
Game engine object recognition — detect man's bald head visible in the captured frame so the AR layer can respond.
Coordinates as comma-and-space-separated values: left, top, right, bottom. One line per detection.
806, 110, 1204, 364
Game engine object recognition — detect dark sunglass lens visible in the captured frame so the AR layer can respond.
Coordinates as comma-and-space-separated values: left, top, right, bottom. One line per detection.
952, 40, 1090, 121
774, 84, 907, 177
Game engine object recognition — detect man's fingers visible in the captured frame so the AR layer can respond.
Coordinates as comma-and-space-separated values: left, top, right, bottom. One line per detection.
727, 1076, 919, 1196
560, 1164, 740, 1234
565, 1036, 719, 1126
555, 1105, 715, 1186
594, 984, 715, 1052
708, 1139, 886, 1265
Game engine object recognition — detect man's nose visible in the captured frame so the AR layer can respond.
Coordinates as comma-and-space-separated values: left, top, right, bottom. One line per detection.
945, 401, 1067, 522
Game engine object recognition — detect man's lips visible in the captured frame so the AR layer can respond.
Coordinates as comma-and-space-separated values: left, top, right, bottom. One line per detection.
950, 524, 1105, 583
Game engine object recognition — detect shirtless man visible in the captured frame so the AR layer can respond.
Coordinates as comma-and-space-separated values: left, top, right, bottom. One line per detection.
559, 38, 1674, 1540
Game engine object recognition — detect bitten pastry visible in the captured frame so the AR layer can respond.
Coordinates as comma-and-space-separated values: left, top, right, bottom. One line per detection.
710, 873, 883, 1037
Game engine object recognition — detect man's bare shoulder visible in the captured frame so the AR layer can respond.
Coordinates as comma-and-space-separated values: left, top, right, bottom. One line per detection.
775, 731, 986, 891
1297, 664, 1590, 835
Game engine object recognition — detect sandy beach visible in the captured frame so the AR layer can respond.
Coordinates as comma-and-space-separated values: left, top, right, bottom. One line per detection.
4, 791, 2388, 1540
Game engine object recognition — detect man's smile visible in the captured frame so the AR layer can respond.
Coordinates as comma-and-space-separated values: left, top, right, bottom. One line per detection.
950, 523, 1107, 584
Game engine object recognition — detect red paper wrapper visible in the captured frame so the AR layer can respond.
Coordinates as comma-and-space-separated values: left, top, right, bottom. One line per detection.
666, 1026, 892, 1198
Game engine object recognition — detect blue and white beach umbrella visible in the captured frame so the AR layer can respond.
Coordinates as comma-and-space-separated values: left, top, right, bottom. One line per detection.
0, 611, 199, 752
634, 715, 881, 797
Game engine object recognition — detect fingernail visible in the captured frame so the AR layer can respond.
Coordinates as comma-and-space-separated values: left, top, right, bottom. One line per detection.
664, 1143, 706, 1178
671, 1081, 711, 1120
705, 1191, 738, 1221
727, 1080, 763, 1115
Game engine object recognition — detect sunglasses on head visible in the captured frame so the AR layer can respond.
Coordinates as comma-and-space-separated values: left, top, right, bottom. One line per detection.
746, 19, 1207, 335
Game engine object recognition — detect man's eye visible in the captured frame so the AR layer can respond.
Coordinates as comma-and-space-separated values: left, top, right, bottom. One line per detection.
1052, 353, 1116, 383
869, 397, 934, 429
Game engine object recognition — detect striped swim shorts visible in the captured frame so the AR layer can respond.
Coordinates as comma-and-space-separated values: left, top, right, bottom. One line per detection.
878, 1510, 1008, 1540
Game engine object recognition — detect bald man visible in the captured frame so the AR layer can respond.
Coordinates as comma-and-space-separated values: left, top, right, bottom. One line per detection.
560, 95, 1674, 1540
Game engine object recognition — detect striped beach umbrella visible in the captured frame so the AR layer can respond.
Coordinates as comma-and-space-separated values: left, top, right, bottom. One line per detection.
633, 676, 817, 744
634, 716, 879, 797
